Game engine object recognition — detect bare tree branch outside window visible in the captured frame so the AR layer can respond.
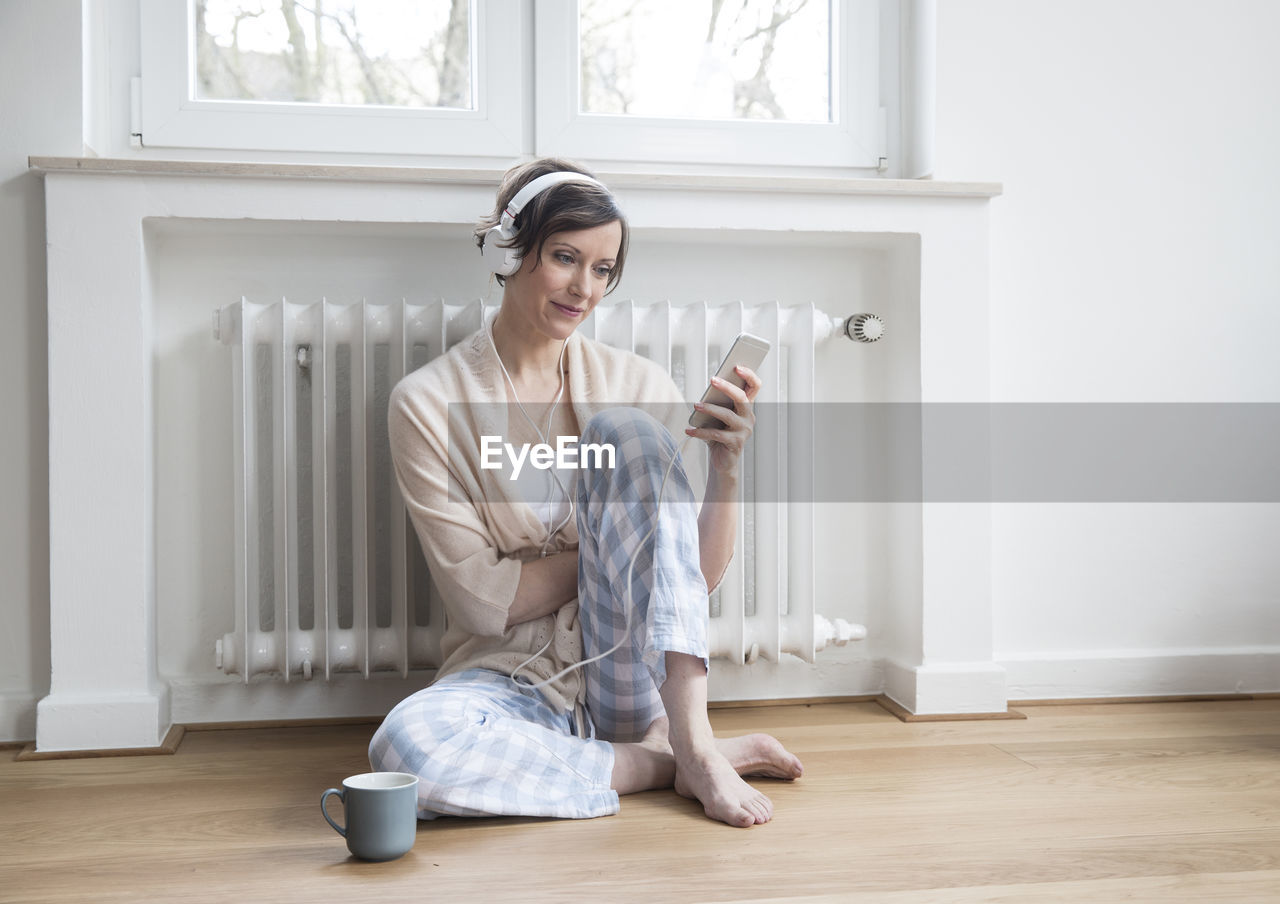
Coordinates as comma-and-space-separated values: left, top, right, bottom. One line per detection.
580, 0, 828, 123
195, 1, 826, 122
196, 0, 472, 110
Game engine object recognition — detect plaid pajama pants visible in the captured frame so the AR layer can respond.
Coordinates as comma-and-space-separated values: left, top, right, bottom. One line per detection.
368, 407, 710, 820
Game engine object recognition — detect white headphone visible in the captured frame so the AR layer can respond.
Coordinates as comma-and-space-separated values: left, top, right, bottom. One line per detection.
480, 171, 608, 276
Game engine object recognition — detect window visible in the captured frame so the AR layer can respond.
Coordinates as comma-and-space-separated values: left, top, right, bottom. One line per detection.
579, 0, 834, 122
138, 0, 922, 172
195, 1, 475, 110
537, 0, 883, 168
139, 0, 524, 157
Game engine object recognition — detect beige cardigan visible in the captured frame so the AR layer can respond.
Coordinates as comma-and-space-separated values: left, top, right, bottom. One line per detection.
388, 320, 690, 712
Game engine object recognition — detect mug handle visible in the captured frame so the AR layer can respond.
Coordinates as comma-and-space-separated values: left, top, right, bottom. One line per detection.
321, 788, 346, 837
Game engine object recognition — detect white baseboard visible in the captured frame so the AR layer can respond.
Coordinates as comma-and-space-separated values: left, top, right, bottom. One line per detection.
883, 659, 1009, 714
39, 648, 1277, 748
0, 692, 38, 744
169, 673, 439, 726
999, 647, 1280, 700
172, 656, 886, 725
708, 653, 882, 702
35, 686, 172, 752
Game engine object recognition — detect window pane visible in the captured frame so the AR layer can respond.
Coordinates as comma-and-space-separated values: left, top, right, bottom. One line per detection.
580, 0, 831, 122
195, 0, 473, 109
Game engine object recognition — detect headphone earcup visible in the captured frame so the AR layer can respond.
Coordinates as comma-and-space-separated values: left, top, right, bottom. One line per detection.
481, 224, 521, 276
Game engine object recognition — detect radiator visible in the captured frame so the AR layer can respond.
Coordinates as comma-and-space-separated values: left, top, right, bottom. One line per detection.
212, 298, 868, 682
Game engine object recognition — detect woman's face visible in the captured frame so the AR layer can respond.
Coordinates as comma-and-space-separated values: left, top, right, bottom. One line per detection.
503, 219, 623, 345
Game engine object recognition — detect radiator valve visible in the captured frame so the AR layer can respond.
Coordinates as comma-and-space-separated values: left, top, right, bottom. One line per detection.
843, 313, 885, 343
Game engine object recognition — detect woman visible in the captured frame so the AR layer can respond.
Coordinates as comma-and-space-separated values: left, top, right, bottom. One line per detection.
369, 157, 802, 828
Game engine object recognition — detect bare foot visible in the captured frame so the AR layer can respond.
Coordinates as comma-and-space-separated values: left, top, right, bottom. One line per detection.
657, 652, 789, 827
716, 733, 803, 781
673, 746, 774, 827
636, 719, 801, 781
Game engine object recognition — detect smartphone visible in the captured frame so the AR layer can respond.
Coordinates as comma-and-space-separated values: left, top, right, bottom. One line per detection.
688, 333, 771, 430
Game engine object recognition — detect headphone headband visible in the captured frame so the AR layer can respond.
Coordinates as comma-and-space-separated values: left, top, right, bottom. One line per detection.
499, 171, 607, 229
482, 170, 610, 277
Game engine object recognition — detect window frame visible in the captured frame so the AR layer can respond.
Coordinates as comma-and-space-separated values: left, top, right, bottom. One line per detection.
137, 0, 525, 157
534, 0, 885, 170
132, 0, 915, 173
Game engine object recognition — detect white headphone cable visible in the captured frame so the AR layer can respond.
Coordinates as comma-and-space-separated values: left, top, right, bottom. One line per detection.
485, 313, 578, 556
485, 313, 589, 688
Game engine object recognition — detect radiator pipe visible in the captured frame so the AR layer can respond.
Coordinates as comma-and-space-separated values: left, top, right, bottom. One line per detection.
814, 614, 867, 653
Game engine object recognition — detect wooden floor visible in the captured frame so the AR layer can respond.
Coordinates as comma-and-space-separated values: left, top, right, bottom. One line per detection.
3, 698, 1278, 903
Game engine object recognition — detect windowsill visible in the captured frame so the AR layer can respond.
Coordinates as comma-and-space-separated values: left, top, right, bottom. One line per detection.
28, 156, 1002, 199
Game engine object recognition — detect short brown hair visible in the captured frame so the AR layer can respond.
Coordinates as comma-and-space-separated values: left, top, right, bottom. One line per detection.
475, 157, 629, 294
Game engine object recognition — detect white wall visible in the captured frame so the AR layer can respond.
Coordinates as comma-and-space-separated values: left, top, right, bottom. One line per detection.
4, 0, 1279, 741
0, 0, 81, 742
935, 0, 1280, 695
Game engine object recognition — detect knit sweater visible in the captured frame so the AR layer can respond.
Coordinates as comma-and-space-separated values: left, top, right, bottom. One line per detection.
388, 318, 690, 712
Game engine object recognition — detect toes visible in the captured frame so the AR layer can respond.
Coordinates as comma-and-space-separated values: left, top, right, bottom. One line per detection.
757, 735, 803, 780
747, 793, 773, 824
677, 750, 782, 828
720, 734, 804, 780
715, 790, 772, 827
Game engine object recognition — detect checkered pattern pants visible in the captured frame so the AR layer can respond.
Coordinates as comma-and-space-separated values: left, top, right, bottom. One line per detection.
368, 407, 710, 819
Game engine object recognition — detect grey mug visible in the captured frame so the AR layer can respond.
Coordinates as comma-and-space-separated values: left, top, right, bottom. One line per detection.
321, 771, 419, 861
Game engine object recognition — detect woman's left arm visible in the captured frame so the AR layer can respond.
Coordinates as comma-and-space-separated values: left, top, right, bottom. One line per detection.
684, 366, 761, 593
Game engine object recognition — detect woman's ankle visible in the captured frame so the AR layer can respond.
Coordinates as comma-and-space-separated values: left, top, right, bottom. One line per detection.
610, 740, 675, 794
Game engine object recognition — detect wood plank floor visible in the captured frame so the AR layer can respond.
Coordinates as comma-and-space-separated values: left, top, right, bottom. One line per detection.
2, 699, 1278, 903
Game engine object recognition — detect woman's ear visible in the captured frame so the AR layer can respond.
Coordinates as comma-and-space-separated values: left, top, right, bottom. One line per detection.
510, 248, 537, 278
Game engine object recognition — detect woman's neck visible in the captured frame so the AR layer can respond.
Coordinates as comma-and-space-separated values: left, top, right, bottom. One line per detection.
489, 306, 569, 383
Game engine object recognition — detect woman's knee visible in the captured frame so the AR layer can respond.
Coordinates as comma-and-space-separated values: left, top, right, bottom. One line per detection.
576, 406, 696, 521
581, 406, 672, 456
368, 691, 467, 779
579, 408, 679, 495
